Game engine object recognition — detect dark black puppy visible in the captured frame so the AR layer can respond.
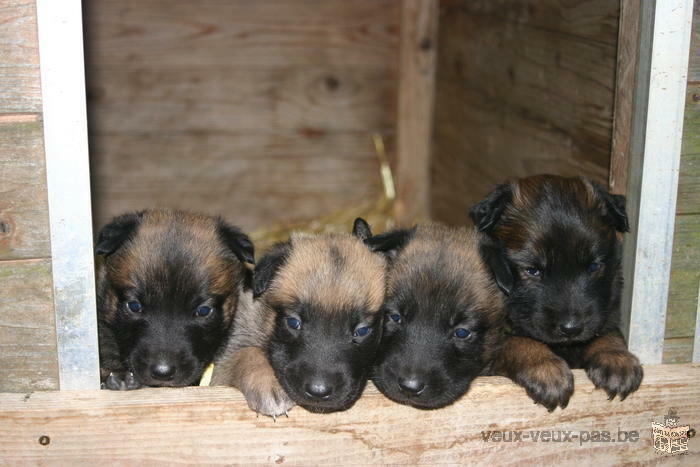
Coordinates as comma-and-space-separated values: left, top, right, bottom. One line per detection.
470, 175, 643, 410
212, 219, 387, 416
96, 208, 254, 389
366, 224, 505, 409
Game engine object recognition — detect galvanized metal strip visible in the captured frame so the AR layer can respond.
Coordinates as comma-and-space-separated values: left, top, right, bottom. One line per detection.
622, 0, 694, 364
36, 0, 100, 389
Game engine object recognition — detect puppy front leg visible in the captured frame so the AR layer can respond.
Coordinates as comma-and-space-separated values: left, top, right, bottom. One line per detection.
98, 322, 141, 390
581, 330, 643, 400
492, 336, 574, 411
212, 346, 294, 418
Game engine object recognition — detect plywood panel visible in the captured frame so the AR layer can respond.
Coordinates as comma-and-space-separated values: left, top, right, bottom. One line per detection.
0, 118, 51, 260
0, 365, 698, 463
84, 0, 400, 231
431, 0, 618, 225
0, 0, 42, 113
0, 258, 58, 392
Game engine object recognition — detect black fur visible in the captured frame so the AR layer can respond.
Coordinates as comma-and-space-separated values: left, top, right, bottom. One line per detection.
252, 241, 292, 299
95, 211, 144, 256
217, 218, 256, 264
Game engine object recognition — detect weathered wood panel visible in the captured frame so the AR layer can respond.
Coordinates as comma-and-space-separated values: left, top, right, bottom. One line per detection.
394, 0, 438, 224
0, 118, 51, 260
83, 0, 400, 232
431, 0, 618, 225
0, 365, 698, 464
0, 258, 58, 392
0, 0, 42, 113
664, 4, 700, 362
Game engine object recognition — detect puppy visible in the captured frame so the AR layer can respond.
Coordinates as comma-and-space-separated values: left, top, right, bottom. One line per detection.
366, 224, 505, 409
470, 175, 643, 410
96, 209, 254, 389
212, 219, 386, 416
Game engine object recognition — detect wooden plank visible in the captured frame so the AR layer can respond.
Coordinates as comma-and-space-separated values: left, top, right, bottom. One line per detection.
0, 0, 42, 113
609, 0, 641, 195
687, 1, 700, 82
677, 85, 700, 216
0, 119, 51, 260
393, 0, 438, 224
89, 131, 386, 232
0, 365, 698, 464
665, 214, 700, 342
664, 337, 694, 364
431, 0, 618, 226
83, 0, 399, 232
0, 258, 58, 392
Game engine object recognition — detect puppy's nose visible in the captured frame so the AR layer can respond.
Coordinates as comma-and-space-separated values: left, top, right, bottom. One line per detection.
559, 321, 583, 337
304, 379, 333, 400
150, 361, 176, 381
398, 377, 426, 396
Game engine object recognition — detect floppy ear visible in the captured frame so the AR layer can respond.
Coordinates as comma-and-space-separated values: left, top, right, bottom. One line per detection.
469, 183, 513, 232
253, 241, 291, 298
217, 219, 255, 265
364, 227, 415, 261
352, 217, 372, 240
590, 182, 629, 233
95, 211, 144, 256
479, 236, 514, 295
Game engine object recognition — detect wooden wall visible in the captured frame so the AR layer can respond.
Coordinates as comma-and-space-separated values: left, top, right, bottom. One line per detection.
431, 0, 619, 225
0, 0, 59, 391
83, 0, 400, 233
664, 2, 700, 363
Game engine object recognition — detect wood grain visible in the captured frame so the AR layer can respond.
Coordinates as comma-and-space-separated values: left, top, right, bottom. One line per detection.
394, 0, 438, 224
609, 0, 641, 195
83, 0, 400, 232
687, 1, 700, 83
0, 364, 698, 464
431, 0, 618, 225
0, 119, 51, 260
0, 0, 42, 113
0, 258, 58, 392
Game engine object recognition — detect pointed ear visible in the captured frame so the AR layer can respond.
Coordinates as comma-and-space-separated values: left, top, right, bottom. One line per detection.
590, 181, 629, 233
253, 241, 291, 298
217, 219, 255, 265
478, 236, 514, 295
95, 211, 145, 256
364, 227, 415, 261
469, 183, 513, 232
352, 217, 372, 240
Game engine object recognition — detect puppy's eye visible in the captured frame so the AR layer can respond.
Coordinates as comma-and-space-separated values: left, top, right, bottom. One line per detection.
524, 267, 541, 277
286, 317, 302, 330
126, 300, 142, 313
353, 325, 372, 338
195, 305, 213, 317
388, 313, 402, 324
454, 328, 471, 339
587, 262, 602, 273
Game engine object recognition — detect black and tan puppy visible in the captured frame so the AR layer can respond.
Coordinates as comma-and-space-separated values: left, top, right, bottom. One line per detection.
366, 224, 504, 409
96, 209, 254, 389
470, 175, 643, 410
212, 219, 386, 417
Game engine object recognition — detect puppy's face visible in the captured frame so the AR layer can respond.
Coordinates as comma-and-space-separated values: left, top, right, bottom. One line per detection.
254, 221, 386, 413
470, 175, 629, 344
96, 209, 254, 387
367, 225, 504, 409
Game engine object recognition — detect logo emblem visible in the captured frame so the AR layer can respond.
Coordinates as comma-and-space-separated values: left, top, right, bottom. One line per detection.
652, 408, 691, 455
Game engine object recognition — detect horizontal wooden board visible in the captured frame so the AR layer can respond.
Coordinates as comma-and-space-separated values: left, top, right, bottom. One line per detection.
663, 336, 695, 364
83, 0, 399, 70
0, 258, 58, 392
0, 0, 42, 113
0, 364, 698, 464
431, 0, 617, 225
89, 130, 387, 231
0, 119, 51, 260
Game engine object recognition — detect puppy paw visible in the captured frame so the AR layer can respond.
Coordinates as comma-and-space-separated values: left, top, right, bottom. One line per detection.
586, 350, 643, 401
101, 371, 142, 390
243, 379, 295, 419
515, 356, 574, 411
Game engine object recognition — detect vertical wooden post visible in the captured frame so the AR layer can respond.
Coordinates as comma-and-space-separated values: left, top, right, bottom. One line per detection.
394, 0, 438, 225
621, 0, 694, 364
36, 0, 100, 389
